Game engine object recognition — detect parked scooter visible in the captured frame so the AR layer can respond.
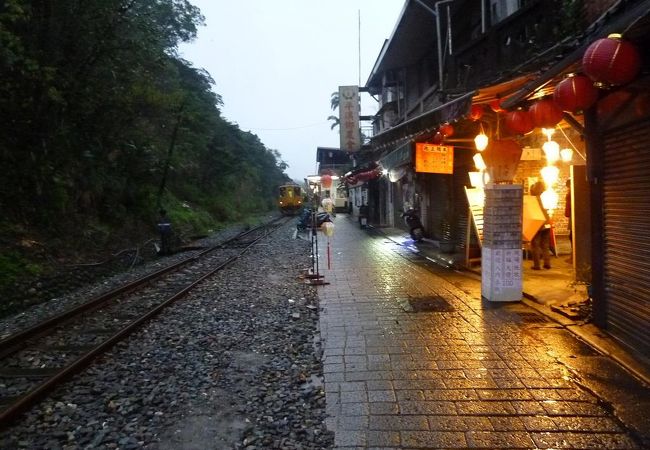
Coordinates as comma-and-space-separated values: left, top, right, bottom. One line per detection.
401, 208, 424, 242
297, 207, 332, 231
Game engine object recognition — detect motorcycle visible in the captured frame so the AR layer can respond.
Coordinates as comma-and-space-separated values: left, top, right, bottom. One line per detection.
401, 208, 424, 242
297, 207, 331, 231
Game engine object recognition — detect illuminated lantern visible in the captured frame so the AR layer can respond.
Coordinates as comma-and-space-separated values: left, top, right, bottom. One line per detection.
489, 98, 505, 113
473, 153, 487, 171
582, 34, 641, 86
468, 171, 483, 188
542, 140, 560, 164
321, 221, 335, 237
321, 174, 332, 189
469, 104, 484, 121
540, 189, 559, 212
553, 74, 599, 114
439, 123, 454, 137
481, 139, 522, 183
474, 133, 488, 151
541, 165, 560, 187
529, 98, 564, 128
431, 132, 445, 144
504, 109, 534, 134
560, 148, 574, 162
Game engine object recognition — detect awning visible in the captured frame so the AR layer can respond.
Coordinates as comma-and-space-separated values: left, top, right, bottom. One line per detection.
501, 0, 650, 110
371, 91, 475, 151
472, 75, 538, 105
379, 141, 412, 170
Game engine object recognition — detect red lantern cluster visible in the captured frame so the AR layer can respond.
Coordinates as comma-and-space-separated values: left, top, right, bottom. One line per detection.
499, 35, 642, 121
529, 98, 564, 128
583, 34, 641, 86
504, 109, 534, 135
439, 123, 454, 137
431, 132, 444, 144
345, 168, 381, 185
469, 104, 484, 121
553, 74, 599, 114
489, 98, 505, 113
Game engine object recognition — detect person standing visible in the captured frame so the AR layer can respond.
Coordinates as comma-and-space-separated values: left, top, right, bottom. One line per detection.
530, 181, 552, 270
157, 209, 173, 256
565, 179, 572, 246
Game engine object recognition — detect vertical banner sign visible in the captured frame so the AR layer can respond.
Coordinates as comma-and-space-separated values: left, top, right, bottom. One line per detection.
339, 86, 361, 152
415, 143, 454, 174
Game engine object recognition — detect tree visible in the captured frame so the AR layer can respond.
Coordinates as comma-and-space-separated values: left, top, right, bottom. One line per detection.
328, 91, 340, 130
330, 91, 339, 111
0, 0, 291, 233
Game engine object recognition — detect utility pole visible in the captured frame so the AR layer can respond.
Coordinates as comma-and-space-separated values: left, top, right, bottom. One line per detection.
413, 0, 455, 91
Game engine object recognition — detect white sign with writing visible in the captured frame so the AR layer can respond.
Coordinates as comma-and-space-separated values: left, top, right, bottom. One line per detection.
339, 85, 361, 152
481, 247, 522, 302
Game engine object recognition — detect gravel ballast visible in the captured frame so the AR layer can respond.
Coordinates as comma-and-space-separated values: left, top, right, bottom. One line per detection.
0, 219, 333, 449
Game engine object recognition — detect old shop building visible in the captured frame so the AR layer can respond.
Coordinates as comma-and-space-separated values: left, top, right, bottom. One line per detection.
351, 0, 649, 363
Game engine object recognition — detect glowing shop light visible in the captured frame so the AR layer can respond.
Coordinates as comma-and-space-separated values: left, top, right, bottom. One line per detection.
540, 188, 559, 212
560, 148, 574, 162
541, 165, 560, 187
468, 171, 483, 188
482, 171, 491, 186
542, 140, 560, 164
474, 133, 488, 151
473, 153, 487, 171
542, 128, 556, 139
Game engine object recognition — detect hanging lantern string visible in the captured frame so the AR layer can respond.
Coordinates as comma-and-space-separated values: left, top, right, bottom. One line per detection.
558, 126, 586, 161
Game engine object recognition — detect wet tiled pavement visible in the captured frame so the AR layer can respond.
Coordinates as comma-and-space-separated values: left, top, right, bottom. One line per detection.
314, 214, 650, 449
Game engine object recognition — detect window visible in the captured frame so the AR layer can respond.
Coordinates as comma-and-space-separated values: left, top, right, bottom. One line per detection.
490, 0, 522, 24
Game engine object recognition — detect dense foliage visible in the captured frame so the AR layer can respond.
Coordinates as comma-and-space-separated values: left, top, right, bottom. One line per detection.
0, 0, 290, 239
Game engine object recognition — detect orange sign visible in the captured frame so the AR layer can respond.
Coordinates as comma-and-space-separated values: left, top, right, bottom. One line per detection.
415, 143, 454, 174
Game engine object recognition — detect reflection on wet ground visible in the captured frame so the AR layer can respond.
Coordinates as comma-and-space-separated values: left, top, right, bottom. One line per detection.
317, 215, 650, 449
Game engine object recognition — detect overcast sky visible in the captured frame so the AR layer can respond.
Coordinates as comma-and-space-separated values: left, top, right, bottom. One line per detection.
179, 1, 406, 182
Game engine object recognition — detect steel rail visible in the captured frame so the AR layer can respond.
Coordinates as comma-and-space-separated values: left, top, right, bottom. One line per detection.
0, 216, 289, 426
0, 216, 283, 356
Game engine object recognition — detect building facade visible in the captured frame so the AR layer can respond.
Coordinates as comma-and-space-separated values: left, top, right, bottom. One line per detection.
353, 0, 649, 362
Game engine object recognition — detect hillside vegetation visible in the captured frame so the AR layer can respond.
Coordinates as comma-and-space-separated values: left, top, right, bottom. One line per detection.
0, 1, 291, 286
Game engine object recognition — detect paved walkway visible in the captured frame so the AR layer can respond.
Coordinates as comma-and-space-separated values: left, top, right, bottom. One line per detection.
315, 214, 650, 449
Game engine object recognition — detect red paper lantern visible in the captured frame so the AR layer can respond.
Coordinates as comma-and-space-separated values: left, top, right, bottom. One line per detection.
529, 98, 564, 128
553, 74, 599, 114
489, 98, 505, 113
582, 34, 641, 86
431, 132, 444, 144
504, 109, 534, 135
321, 174, 332, 189
469, 104, 484, 121
439, 123, 454, 137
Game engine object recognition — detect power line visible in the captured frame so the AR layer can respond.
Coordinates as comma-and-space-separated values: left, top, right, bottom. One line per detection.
241, 121, 331, 131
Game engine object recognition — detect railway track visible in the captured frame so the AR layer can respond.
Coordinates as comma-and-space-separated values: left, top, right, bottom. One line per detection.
0, 216, 290, 426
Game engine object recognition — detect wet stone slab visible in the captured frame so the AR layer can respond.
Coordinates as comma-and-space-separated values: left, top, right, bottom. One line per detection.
399, 295, 455, 313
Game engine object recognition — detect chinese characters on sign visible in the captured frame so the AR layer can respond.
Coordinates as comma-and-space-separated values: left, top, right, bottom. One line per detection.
338, 86, 361, 152
481, 185, 523, 302
415, 143, 454, 174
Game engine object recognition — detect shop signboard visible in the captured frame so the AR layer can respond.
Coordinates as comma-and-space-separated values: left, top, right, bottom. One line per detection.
338, 85, 361, 152
415, 143, 454, 174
